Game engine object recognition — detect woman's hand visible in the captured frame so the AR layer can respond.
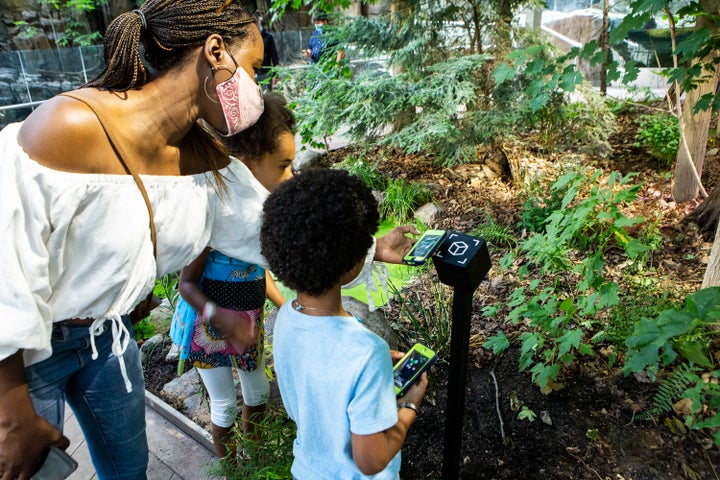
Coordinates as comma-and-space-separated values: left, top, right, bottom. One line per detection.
375, 225, 420, 264
0, 353, 69, 479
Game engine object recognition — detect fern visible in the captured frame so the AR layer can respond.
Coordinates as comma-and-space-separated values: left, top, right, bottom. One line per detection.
639, 363, 700, 420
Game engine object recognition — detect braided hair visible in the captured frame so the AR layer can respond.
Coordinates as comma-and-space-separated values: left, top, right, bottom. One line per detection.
86, 0, 256, 91
83, 0, 257, 181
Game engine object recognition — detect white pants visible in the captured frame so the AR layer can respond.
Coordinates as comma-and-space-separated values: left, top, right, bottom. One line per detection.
196, 359, 270, 428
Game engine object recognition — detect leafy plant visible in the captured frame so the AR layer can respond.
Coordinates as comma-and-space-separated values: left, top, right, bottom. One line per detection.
57, 21, 101, 47
380, 178, 432, 224
471, 213, 517, 249
634, 113, 680, 167
484, 168, 659, 392
389, 272, 453, 359
214, 407, 295, 479
624, 287, 720, 377
134, 318, 156, 342
154, 272, 180, 311
13, 21, 42, 39
336, 155, 387, 191
518, 406, 536, 422
639, 363, 720, 447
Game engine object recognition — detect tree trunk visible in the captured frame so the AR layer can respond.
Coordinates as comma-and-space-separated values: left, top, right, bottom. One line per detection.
672, 0, 720, 203
599, 0, 609, 95
689, 184, 720, 240
702, 215, 720, 287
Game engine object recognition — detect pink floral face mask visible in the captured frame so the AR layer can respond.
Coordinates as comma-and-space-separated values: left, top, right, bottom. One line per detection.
214, 52, 264, 137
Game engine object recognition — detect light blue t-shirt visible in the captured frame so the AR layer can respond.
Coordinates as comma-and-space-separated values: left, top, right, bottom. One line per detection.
273, 301, 401, 479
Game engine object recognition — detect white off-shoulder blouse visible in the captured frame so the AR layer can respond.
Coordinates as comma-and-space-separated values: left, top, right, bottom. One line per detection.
0, 122, 270, 383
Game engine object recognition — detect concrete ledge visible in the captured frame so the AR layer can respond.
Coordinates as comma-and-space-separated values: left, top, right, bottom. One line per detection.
144, 389, 215, 454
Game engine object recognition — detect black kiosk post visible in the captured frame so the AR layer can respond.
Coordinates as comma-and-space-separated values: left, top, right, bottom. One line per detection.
431, 231, 491, 480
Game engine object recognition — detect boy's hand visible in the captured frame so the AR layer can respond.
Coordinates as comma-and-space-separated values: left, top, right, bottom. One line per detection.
389, 350, 405, 365
397, 372, 428, 407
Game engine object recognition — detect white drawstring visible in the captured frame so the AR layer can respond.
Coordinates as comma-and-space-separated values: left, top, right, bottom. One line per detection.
364, 262, 390, 312
89, 314, 134, 393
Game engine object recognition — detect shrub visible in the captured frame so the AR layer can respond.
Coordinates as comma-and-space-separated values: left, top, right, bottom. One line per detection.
484, 168, 661, 392
389, 271, 453, 360
634, 113, 680, 167
336, 155, 387, 191
380, 178, 432, 224
213, 407, 295, 479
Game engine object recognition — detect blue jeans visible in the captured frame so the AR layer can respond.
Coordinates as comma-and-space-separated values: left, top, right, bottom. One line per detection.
25, 316, 148, 480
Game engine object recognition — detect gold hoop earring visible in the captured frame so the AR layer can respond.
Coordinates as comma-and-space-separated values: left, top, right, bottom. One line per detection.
204, 75, 219, 104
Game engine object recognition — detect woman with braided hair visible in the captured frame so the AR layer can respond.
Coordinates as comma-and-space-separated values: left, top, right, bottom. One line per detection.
0, 1, 267, 478
0, 0, 419, 477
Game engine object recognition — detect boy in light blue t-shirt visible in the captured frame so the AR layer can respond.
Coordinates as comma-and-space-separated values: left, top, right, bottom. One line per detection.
260, 169, 428, 479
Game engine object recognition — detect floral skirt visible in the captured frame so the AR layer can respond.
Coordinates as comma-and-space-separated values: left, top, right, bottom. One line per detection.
170, 250, 266, 373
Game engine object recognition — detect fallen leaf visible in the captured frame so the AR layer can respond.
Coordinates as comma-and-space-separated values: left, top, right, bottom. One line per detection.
672, 398, 693, 417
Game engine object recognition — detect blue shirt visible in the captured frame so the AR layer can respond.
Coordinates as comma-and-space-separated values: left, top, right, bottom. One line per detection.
307, 29, 324, 64
273, 301, 401, 479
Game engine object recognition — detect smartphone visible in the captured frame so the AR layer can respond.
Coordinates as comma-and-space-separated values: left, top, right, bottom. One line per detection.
31, 446, 78, 480
403, 229, 447, 266
393, 343, 437, 397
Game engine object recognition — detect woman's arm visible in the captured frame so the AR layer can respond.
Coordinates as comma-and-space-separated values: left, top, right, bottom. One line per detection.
0, 351, 68, 478
265, 271, 286, 308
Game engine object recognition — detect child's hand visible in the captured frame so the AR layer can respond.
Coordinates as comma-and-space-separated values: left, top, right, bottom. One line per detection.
211, 307, 259, 351
390, 350, 405, 365
397, 372, 428, 407
375, 225, 420, 264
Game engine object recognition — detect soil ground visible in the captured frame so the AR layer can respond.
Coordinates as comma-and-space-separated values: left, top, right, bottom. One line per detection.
144, 105, 720, 479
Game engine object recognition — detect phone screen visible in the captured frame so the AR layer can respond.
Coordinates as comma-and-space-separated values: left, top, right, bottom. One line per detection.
411, 235, 441, 257
394, 349, 431, 390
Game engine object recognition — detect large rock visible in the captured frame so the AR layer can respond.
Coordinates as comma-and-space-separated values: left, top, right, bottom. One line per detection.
342, 296, 400, 350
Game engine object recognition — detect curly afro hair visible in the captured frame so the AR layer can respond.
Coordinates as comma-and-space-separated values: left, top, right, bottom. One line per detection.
260, 169, 379, 296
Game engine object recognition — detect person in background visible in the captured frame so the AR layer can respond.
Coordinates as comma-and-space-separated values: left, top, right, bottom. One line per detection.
170, 93, 295, 461
260, 169, 428, 479
305, 11, 344, 64
0, 1, 266, 478
254, 13, 280, 91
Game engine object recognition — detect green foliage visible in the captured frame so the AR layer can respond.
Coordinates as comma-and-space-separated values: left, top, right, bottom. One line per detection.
154, 272, 180, 311
484, 168, 660, 392
624, 287, 720, 378
335, 155, 387, 192
471, 214, 517, 249
380, 178, 432, 224
598, 283, 676, 349
214, 407, 295, 479
492, 43, 617, 155
638, 363, 720, 447
390, 273, 453, 359
280, 9, 616, 166
634, 113, 680, 167
57, 21, 102, 47
518, 174, 567, 234
518, 406, 536, 422
134, 318, 156, 342
609, 1, 720, 112
13, 21, 42, 39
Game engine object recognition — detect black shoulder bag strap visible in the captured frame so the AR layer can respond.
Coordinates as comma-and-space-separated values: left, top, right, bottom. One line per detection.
60, 92, 157, 321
